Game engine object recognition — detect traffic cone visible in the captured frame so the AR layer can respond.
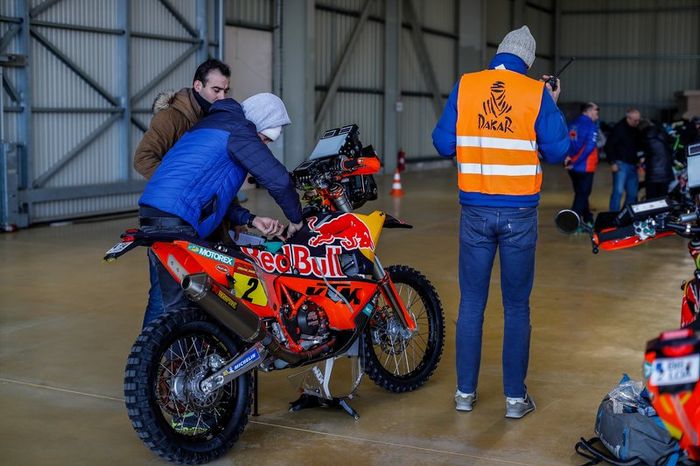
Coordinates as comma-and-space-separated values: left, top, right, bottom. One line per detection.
390, 168, 404, 197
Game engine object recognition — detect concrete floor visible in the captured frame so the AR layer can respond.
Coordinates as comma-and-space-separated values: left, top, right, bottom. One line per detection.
0, 166, 690, 466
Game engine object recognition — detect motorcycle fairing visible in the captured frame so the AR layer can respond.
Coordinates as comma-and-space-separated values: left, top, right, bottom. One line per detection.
644, 328, 700, 461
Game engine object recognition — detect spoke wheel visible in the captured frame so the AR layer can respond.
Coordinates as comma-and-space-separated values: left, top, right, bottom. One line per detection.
363, 265, 445, 392
125, 307, 252, 464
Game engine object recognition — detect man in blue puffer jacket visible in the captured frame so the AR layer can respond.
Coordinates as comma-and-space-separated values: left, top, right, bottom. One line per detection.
139, 93, 304, 324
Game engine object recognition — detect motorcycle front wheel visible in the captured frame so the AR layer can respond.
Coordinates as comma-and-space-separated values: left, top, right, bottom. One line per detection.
124, 307, 252, 464
363, 265, 445, 392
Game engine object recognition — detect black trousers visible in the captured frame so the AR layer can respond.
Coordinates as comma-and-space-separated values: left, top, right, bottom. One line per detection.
568, 170, 595, 223
645, 181, 669, 200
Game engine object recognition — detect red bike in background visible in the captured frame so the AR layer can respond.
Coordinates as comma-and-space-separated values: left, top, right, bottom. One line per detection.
105, 125, 445, 464
556, 194, 700, 462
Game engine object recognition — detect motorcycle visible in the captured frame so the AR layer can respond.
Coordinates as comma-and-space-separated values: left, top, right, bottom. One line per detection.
555, 199, 700, 462
104, 124, 445, 464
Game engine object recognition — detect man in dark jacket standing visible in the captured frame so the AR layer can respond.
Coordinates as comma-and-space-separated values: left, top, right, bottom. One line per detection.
640, 121, 674, 199
605, 108, 643, 211
139, 94, 304, 324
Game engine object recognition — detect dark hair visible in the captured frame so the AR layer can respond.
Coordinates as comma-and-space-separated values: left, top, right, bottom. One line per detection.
193, 59, 230, 85
581, 102, 598, 113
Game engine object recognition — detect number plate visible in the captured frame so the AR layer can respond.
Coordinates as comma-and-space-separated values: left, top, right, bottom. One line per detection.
106, 241, 133, 255
650, 355, 700, 386
234, 273, 267, 306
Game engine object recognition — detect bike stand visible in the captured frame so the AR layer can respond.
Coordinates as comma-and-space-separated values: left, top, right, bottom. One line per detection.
288, 393, 360, 420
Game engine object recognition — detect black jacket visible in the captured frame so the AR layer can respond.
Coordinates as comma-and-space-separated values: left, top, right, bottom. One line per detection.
642, 124, 673, 184
605, 118, 643, 165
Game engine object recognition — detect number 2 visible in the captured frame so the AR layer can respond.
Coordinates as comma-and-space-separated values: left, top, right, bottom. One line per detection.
241, 278, 258, 301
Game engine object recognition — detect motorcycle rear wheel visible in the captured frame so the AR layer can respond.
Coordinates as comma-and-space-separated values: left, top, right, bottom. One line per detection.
124, 307, 252, 464
363, 265, 445, 392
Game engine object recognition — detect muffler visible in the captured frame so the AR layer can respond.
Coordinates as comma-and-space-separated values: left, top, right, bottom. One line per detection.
182, 273, 334, 365
182, 273, 262, 342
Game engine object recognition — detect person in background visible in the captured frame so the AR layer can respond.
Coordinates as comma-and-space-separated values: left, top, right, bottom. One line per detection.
565, 102, 600, 227
605, 108, 643, 211
432, 25, 570, 419
138, 93, 304, 325
639, 120, 674, 199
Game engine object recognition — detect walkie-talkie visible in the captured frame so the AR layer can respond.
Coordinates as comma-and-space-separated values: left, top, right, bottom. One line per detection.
546, 57, 575, 91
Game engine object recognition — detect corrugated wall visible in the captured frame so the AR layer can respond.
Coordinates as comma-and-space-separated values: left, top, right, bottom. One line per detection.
560, 0, 700, 123
225, 0, 274, 28
1, 0, 218, 224
399, 0, 457, 160
315, 2, 385, 157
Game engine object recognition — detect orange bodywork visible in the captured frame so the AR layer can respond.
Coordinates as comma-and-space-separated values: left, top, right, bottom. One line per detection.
594, 230, 674, 251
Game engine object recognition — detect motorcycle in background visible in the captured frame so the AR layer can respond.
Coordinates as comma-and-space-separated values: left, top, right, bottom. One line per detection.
104, 125, 445, 464
556, 194, 700, 462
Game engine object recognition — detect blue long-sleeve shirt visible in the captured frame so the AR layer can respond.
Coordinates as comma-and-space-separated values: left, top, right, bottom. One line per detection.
432, 53, 570, 207
567, 114, 599, 173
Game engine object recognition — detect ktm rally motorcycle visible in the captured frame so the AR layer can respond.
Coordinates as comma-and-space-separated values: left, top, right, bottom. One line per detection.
104, 125, 445, 464
556, 187, 700, 461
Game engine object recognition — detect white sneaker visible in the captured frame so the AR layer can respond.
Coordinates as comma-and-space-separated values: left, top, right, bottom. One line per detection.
505, 394, 535, 419
455, 390, 477, 412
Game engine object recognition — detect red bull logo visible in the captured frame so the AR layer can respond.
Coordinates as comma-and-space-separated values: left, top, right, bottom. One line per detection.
307, 214, 375, 250
241, 244, 345, 278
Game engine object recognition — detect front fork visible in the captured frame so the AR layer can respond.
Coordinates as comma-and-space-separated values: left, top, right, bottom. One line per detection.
372, 257, 417, 332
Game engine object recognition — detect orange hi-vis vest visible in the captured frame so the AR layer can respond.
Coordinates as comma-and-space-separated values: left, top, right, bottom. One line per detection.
456, 69, 544, 196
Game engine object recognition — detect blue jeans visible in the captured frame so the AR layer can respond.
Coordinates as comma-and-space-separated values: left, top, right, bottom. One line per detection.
456, 205, 537, 398
141, 223, 196, 328
609, 161, 638, 211
142, 249, 165, 328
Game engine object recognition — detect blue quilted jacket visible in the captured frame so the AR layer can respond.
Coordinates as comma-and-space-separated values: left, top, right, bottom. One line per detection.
139, 98, 302, 238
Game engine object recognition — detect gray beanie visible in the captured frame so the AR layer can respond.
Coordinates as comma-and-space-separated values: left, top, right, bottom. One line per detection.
241, 93, 291, 141
496, 26, 536, 68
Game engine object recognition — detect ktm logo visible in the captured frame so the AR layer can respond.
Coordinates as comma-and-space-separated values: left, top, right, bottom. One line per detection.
478, 81, 514, 133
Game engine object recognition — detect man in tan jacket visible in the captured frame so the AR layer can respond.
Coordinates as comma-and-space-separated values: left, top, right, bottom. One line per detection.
133, 58, 231, 179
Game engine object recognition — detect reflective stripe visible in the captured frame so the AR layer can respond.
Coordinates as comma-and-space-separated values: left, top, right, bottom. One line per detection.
459, 163, 542, 176
457, 136, 538, 151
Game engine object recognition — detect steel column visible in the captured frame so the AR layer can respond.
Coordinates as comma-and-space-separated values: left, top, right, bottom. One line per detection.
383, 0, 400, 173
118, 0, 131, 180
281, 0, 315, 168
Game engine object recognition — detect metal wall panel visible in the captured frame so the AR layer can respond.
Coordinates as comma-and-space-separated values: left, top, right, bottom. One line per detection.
315, 9, 384, 90
560, 0, 700, 122
130, 38, 199, 108
315, 90, 384, 157
1, 0, 219, 227
486, 0, 512, 45
398, 95, 439, 158
32, 193, 141, 220
132, 0, 195, 36
316, 0, 386, 18
225, 0, 274, 27
417, 0, 456, 35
